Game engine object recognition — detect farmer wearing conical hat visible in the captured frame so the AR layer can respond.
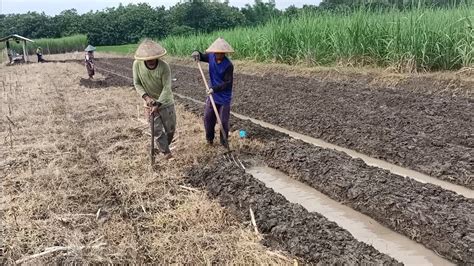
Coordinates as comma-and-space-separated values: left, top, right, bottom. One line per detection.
36, 46, 44, 63
192, 37, 234, 146
133, 39, 175, 160
84, 45, 96, 79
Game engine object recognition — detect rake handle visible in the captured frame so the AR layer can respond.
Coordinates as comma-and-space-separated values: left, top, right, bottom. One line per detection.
150, 110, 155, 166
197, 61, 230, 151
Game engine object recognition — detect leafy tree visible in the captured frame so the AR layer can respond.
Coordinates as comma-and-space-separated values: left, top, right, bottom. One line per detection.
0, 12, 56, 38
86, 3, 171, 45
170, 25, 196, 36
284, 5, 301, 18
241, 0, 281, 26
170, 1, 244, 34
53, 9, 82, 37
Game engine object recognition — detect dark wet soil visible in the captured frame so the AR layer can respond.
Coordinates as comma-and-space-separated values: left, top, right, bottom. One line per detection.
172, 65, 473, 189
259, 139, 474, 264
95, 57, 474, 264
95, 57, 473, 188
177, 96, 474, 264
186, 163, 400, 264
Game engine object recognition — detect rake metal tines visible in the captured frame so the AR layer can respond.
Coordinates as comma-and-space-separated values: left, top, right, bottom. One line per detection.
223, 151, 246, 170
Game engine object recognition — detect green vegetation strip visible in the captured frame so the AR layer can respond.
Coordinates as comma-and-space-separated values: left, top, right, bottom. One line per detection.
100, 6, 473, 71
160, 7, 473, 71
5, 7, 471, 71
1, 34, 87, 55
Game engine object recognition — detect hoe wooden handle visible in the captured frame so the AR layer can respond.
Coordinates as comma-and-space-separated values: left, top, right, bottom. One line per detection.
150, 111, 155, 166
197, 61, 230, 150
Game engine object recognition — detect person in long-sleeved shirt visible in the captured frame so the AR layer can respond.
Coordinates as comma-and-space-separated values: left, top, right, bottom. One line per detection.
36, 47, 44, 63
84, 45, 96, 79
192, 37, 234, 147
133, 39, 175, 159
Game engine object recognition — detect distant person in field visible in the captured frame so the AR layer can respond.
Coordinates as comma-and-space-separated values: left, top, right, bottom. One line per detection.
192, 37, 234, 147
36, 47, 44, 63
133, 39, 175, 160
6, 41, 12, 64
84, 45, 96, 79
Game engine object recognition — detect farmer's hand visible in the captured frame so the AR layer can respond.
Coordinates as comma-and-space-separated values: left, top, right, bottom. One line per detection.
143, 95, 155, 107
207, 88, 214, 95
150, 105, 159, 115
191, 51, 200, 61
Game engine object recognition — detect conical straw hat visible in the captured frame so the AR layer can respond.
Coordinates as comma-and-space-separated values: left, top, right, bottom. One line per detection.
206, 37, 234, 53
135, 39, 167, 60
84, 45, 96, 52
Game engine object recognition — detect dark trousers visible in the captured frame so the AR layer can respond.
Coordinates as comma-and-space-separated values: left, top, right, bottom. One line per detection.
204, 99, 230, 145
152, 104, 176, 154
86, 62, 94, 78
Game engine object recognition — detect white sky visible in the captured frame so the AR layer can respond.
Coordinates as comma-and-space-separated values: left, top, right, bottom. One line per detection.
1, 0, 322, 15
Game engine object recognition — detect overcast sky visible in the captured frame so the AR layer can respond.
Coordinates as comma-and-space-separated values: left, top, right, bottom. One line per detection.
1, 0, 322, 15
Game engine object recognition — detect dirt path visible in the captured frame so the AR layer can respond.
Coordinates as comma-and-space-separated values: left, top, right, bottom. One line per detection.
95, 57, 473, 188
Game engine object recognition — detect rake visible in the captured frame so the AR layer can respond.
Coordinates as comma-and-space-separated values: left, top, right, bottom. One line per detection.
196, 61, 245, 170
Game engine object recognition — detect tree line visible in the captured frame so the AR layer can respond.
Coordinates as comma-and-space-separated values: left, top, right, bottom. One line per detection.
0, 0, 469, 46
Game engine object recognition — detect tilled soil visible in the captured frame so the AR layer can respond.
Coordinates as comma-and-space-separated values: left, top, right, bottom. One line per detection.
88, 59, 406, 264
259, 140, 474, 264
177, 97, 474, 264
96, 57, 473, 188
5, 59, 406, 264
186, 163, 399, 265
172, 64, 473, 189
94, 57, 474, 263
87, 58, 406, 265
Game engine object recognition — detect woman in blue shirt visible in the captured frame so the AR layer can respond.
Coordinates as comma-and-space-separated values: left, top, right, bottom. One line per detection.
192, 38, 234, 147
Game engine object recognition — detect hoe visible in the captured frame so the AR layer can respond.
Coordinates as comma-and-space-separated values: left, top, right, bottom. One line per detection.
150, 110, 155, 166
197, 61, 245, 170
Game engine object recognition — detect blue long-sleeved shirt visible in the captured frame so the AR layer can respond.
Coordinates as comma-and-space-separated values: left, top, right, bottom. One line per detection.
198, 52, 233, 105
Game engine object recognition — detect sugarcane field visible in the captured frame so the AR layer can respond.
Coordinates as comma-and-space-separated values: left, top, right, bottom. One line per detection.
1, 1, 473, 265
